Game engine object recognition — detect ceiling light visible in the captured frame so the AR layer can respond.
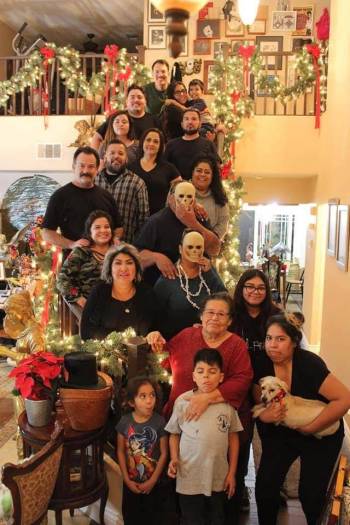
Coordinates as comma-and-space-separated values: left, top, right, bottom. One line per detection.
237, 0, 260, 26
151, 0, 208, 57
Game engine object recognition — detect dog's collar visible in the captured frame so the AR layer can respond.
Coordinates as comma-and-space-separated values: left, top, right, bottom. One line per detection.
273, 389, 287, 403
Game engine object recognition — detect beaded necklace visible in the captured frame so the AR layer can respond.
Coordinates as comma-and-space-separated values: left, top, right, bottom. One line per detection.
177, 261, 210, 310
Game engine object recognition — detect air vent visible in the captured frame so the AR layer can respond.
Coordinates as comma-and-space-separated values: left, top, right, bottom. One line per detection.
37, 143, 62, 159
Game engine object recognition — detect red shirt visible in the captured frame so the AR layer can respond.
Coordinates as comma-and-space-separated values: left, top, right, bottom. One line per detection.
163, 326, 253, 419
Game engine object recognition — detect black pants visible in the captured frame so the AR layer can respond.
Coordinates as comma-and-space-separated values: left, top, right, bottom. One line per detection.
122, 481, 176, 525
255, 427, 344, 525
179, 492, 226, 525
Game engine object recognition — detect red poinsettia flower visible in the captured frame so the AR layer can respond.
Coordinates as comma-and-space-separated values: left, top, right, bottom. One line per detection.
8, 351, 63, 400
70, 287, 79, 297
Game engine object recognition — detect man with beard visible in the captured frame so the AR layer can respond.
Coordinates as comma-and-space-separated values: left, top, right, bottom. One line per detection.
163, 109, 220, 180
42, 146, 123, 252
144, 60, 170, 116
91, 85, 160, 151
96, 139, 149, 243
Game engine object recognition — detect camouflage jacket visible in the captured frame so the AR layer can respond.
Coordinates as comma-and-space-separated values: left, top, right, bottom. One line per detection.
56, 247, 103, 303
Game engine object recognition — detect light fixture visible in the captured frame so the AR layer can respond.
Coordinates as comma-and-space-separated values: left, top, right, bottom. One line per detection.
237, 0, 260, 26
151, 0, 209, 57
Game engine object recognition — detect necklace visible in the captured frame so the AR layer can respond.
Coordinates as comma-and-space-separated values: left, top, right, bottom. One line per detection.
177, 261, 210, 310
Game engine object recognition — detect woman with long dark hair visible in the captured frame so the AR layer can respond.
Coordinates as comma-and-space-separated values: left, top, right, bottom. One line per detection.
160, 81, 188, 140
190, 155, 229, 240
128, 128, 181, 215
98, 110, 138, 164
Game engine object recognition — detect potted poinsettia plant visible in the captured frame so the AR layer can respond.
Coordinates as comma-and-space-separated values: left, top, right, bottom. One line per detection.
9, 351, 64, 427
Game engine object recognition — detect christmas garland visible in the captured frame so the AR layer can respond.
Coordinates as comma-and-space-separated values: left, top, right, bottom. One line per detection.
210, 41, 328, 164
0, 43, 151, 111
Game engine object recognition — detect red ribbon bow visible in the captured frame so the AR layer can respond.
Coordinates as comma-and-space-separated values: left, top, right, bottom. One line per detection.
306, 43, 321, 129
40, 46, 55, 62
104, 44, 119, 59
220, 161, 232, 180
230, 91, 241, 113
118, 66, 132, 81
238, 45, 256, 92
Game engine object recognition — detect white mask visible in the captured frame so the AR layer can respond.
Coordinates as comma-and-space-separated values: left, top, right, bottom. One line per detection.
174, 182, 195, 210
181, 231, 204, 263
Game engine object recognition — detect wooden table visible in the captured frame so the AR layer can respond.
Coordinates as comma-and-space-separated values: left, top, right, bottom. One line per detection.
18, 412, 108, 525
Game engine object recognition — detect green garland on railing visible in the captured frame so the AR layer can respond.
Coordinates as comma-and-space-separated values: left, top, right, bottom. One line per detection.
0, 43, 151, 109
210, 41, 328, 163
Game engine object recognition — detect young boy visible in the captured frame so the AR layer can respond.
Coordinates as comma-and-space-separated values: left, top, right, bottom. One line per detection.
187, 79, 214, 127
165, 348, 242, 525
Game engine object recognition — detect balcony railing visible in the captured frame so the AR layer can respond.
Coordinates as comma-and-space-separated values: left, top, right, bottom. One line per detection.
0, 48, 145, 117
0, 49, 318, 117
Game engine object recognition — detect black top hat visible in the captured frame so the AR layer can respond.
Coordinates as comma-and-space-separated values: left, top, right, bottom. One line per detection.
61, 352, 106, 389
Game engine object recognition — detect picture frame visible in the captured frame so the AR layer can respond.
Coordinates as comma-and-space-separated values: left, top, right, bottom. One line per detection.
256, 36, 283, 70
336, 205, 350, 271
203, 60, 215, 94
197, 19, 221, 39
214, 41, 230, 59
225, 17, 244, 37
231, 39, 255, 55
271, 11, 297, 32
166, 33, 188, 56
256, 74, 278, 96
193, 39, 212, 55
327, 198, 340, 257
148, 26, 166, 50
147, 1, 165, 22
293, 6, 313, 36
248, 19, 266, 35
292, 37, 312, 51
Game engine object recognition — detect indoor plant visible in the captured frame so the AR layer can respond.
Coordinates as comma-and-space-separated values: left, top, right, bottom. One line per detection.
9, 351, 64, 427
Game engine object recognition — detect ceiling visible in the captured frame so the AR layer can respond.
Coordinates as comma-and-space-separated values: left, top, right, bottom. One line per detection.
0, 0, 144, 52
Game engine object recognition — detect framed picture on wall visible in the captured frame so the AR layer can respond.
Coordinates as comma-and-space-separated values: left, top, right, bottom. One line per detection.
256, 36, 283, 70
193, 39, 212, 55
336, 205, 350, 271
271, 11, 297, 31
293, 6, 313, 36
292, 37, 312, 51
225, 17, 244, 37
203, 60, 215, 94
327, 198, 340, 257
214, 41, 230, 59
197, 19, 221, 39
248, 19, 266, 35
148, 26, 166, 49
148, 1, 165, 22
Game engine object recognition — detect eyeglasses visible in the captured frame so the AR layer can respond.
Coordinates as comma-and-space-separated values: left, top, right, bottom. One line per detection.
243, 285, 266, 294
174, 89, 186, 95
203, 310, 230, 319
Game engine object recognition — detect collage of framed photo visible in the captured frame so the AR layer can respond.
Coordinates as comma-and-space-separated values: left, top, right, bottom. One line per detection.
197, 19, 221, 39
256, 36, 283, 70
193, 39, 211, 55
147, 1, 165, 22
148, 25, 166, 49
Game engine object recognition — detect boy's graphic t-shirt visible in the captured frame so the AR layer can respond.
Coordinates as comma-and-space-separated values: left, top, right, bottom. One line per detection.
116, 412, 166, 482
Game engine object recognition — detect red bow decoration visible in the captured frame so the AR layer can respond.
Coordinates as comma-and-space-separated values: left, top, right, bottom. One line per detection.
238, 45, 256, 92
306, 43, 321, 129
230, 91, 241, 114
118, 66, 132, 82
40, 47, 55, 124
104, 45, 120, 115
316, 8, 330, 41
220, 160, 232, 180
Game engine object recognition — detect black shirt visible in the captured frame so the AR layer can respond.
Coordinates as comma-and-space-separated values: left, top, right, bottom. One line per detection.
134, 206, 212, 285
163, 136, 221, 180
97, 113, 161, 141
230, 306, 281, 354
128, 159, 180, 214
42, 182, 122, 241
80, 281, 157, 340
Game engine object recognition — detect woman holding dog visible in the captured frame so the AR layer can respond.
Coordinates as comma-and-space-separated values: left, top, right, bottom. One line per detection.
252, 313, 350, 525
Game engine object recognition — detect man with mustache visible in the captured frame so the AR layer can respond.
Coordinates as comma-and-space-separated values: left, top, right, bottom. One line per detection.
164, 109, 220, 180
96, 140, 149, 243
42, 146, 123, 252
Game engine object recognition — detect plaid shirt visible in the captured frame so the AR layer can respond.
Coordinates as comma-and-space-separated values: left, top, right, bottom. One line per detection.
96, 168, 149, 243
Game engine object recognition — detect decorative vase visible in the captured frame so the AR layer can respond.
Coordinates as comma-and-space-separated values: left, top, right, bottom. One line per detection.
24, 398, 52, 427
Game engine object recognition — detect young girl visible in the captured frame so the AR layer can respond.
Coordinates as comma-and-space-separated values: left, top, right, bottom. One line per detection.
116, 377, 168, 525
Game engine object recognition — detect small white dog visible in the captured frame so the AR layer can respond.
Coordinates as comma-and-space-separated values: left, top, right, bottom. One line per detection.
252, 376, 339, 438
